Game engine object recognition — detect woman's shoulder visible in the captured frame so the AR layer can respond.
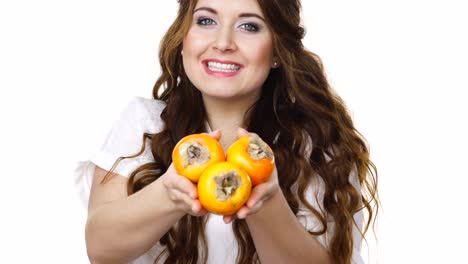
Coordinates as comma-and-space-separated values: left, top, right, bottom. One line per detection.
126, 96, 167, 117
117, 96, 167, 134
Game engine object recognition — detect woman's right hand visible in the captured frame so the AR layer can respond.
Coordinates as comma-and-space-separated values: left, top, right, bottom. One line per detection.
160, 129, 221, 217
161, 163, 208, 216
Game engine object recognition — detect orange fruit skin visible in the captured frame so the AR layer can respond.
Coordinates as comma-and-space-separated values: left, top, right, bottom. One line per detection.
172, 134, 225, 182
198, 162, 252, 215
226, 136, 275, 186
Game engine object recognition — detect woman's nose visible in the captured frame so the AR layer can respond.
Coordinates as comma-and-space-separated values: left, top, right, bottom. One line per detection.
213, 27, 237, 52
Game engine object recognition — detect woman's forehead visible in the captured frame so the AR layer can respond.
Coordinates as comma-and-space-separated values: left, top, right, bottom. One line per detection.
194, 0, 264, 16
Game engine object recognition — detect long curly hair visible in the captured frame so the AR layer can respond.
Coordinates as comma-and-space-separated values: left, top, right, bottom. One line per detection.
105, 0, 379, 263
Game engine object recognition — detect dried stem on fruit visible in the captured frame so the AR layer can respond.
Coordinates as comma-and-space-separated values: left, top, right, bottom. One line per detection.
179, 141, 210, 168
214, 171, 241, 201
248, 135, 274, 160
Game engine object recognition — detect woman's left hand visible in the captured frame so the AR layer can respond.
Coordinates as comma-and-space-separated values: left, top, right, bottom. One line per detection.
223, 128, 280, 224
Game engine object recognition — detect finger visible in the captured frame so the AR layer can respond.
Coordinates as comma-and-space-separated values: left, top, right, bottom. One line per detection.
166, 174, 198, 199
223, 214, 237, 224
170, 189, 194, 206
237, 127, 251, 137
191, 200, 209, 216
197, 207, 209, 216
172, 190, 208, 216
246, 183, 270, 208
237, 128, 266, 145
240, 198, 266, 218
246, 200, 264, 215
191, 200, 201, 212
202, 129, 221, 141
165, 163, 198, 199
236, 206, 250, 219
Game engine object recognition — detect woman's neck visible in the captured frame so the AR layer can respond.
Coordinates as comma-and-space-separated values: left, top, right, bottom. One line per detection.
202, 95, 256, 151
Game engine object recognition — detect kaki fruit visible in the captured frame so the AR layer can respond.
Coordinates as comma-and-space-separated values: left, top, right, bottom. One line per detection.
197, 162, 252, 215
172, 132, 274, 215
172, 134, 225, 182
226, 135, 275, 186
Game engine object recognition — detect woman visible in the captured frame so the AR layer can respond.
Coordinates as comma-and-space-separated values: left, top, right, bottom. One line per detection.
76, 0, 378, 263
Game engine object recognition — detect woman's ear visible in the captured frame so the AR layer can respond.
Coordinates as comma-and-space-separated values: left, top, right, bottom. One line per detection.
271, 58, 280, 68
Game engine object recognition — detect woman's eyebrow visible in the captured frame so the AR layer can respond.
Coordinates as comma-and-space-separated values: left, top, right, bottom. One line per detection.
194, 6, 216, 14
239, 13, 265, 22
193, 7, 265, 22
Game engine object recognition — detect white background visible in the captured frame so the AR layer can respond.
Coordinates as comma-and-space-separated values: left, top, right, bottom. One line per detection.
1, 0, 467, 263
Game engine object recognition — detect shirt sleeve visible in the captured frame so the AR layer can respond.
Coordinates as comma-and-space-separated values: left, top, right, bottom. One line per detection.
74, 96, 166, 208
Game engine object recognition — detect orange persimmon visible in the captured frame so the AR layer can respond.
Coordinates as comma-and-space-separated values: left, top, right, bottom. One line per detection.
197, 162, 252, 215
172, 133, 225, 182
226, 135, 275, 186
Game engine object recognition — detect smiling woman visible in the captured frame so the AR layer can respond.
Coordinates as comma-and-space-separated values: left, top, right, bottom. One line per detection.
76, 0, 378, 263
182, 1, 276, 105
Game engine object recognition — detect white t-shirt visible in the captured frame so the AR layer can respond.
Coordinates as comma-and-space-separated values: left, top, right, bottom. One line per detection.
74, 96, 365, 264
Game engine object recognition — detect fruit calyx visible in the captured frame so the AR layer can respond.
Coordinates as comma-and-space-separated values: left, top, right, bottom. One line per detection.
180, 141, 210, 168
214, 171, 241, 201
248, 135, 273, 160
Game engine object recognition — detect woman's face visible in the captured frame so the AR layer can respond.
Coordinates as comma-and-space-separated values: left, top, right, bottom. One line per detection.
182, 0, 275, 102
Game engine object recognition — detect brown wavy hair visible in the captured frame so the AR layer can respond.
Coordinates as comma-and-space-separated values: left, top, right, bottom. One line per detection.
104, 0, 379, 263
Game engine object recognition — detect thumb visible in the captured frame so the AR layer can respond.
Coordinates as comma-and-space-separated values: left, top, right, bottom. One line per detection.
237, 127, 250, 138
206, 129, 221, 141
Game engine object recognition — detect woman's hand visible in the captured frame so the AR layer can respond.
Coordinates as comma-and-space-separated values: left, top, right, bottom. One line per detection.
161, 164, 207, 216
223, 128, 280, 224
160, 130, 221, 217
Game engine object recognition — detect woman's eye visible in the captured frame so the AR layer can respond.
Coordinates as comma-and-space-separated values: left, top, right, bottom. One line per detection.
197, 17, 216, 26
240, 23, 259, 32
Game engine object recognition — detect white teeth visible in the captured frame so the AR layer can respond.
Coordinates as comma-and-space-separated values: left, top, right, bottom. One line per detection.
207, 61, 240, 72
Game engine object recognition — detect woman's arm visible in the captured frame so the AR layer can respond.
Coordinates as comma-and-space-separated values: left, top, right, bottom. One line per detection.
245, 187, 331, 264
223, 128, 331, 264
85, 164, 205, 264
224, 177, 331, 263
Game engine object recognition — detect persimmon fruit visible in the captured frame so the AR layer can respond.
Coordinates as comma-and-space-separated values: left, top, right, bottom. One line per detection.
226, 135, 275, 186
197, 162, 252, 215
172, 133, 225, 182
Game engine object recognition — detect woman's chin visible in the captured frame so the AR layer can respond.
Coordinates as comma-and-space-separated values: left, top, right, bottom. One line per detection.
200, 92, 259, 103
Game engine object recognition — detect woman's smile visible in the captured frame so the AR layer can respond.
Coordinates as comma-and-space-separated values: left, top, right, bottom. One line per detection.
202, 58, 244, 77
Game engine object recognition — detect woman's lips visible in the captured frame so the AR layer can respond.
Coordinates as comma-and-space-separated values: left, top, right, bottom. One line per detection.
202, 59, 243, 77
